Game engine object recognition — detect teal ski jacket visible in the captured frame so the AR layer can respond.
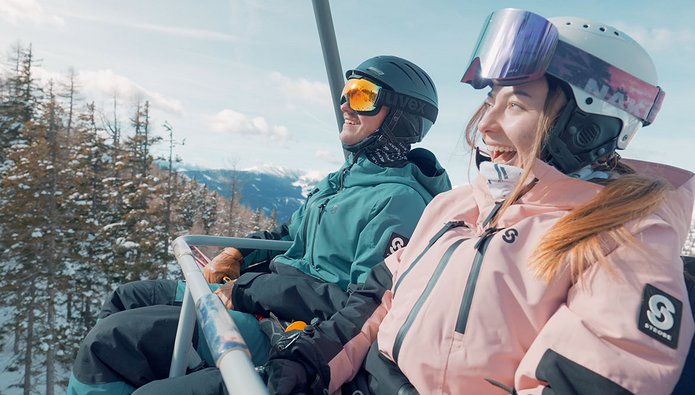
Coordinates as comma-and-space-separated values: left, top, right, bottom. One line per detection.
240, 147, 451, 292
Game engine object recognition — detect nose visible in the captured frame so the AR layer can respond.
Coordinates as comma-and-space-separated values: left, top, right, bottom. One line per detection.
477, 103, 501, 135
340, 97, 353, 113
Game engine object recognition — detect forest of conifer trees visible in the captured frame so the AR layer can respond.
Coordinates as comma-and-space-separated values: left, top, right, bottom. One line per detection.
0, 43, 276, 394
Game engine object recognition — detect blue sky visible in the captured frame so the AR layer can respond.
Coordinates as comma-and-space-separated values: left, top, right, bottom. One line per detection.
1, 0, 693, 184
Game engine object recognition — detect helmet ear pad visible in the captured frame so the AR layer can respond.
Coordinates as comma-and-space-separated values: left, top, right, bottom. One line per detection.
542, 97, 623, 174
381, 108, 430, 144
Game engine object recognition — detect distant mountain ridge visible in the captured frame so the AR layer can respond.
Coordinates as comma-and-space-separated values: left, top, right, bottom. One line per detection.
177, 164, 323, 223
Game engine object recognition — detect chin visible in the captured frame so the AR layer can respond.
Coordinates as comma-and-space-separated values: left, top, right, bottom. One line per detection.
492, 156, 521, 167
339, 136, 356, 146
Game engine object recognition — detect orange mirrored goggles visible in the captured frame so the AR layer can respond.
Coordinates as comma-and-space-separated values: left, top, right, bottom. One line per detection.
340, 77, 439, 122
340, 78, 383, 115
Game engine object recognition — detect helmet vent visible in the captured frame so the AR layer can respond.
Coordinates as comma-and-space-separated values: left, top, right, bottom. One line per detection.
367, 66, 385, 76
575, 124, 600, 147
404, 62, 430, 86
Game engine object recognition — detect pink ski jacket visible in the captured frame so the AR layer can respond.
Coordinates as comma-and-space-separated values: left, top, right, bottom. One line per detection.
313, 159, 694, 394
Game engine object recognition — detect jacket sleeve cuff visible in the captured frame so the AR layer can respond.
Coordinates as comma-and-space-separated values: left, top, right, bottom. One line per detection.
231, 272, 265, 313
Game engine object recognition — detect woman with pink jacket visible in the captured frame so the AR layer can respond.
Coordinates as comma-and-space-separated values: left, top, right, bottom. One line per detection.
263, 9, 694, 394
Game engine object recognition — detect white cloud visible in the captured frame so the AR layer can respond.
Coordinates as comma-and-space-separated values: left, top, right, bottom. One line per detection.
61, 10, 238, 42
0, 0, 63, 26
270, 71, 331, 109
208, 109, 289, 144
315, 149, 343, 165
32, 66, 65, 86
138, 23, 239, 42
613, 23, 695, 53
0, 65, 183, 116
77, 69, 183, 114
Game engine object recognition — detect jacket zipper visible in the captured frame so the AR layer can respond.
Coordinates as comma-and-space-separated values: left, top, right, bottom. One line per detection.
306, 187, 319, 200
448, 200, 502, 332
337, 165, 352, 191
392, 238, 465, 363
307, 161, 352, 266
310, 198, 331, 260
393, 220, 467, 295
300, 187, 321, 255
454, 227, 497, 333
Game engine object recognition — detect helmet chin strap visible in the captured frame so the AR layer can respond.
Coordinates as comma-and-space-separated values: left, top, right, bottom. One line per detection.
475, 146, 492, 169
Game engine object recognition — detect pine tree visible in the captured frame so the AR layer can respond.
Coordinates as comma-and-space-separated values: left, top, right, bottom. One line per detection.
61, 101, 114, 370
160, 121, 185, 255
251, 208, 263, 233
40, 81, 63, 395
97, 95, 132, 285
201, 187, 218, 235
117, 100, 167, 279
0, 43, 47, 393
227, 174, 237, 235
0, 43, 39, 163
176, 177, 200, 233
101, 92, 121, 161
0, 84, 63, 393
59, 67, 81, 141
270, 207, 278, 229
224, 165, 244, 236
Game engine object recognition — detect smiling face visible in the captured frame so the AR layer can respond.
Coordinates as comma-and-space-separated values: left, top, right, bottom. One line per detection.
477, 78, 565, 167
339, 99, 389, 146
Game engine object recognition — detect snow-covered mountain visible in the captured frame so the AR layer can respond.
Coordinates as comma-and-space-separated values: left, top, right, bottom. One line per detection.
179, 164, 324, 223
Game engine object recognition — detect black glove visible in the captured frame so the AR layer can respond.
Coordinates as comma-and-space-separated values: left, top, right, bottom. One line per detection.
265, 325, 330, 395
265, 358, 312, 395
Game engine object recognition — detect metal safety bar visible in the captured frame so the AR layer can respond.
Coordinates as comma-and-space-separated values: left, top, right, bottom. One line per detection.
170, 235, 292, 394
312, 0, 344, 133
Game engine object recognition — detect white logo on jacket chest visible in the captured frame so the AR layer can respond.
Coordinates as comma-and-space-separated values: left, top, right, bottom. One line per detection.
638, 284, 682, 349
646, 294, 675, 331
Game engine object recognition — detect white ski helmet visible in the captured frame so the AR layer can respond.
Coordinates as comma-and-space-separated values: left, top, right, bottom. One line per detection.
462, 9, 664, 173
549, 16, 659, 150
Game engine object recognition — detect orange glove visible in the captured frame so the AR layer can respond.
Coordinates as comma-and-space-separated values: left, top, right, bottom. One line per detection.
203, 247, 242, 284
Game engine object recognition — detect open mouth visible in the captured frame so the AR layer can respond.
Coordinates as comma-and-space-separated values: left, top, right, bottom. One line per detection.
343, 117, 358, 126
488, 145, 517, 164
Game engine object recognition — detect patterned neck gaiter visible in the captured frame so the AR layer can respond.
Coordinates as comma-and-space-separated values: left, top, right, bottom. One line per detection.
343, 130, 410, 167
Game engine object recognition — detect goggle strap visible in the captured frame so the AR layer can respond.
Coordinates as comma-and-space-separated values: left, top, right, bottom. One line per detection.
547, 40, 664, 124
380, 90, 438, 123
645, 87, 665, 126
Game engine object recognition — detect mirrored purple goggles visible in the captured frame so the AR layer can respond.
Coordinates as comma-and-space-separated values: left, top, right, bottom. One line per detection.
461, 8, 664, 125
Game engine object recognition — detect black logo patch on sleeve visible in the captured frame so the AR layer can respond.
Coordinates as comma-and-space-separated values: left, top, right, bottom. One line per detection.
638, 284, 682, 349
384, 232, 409, 258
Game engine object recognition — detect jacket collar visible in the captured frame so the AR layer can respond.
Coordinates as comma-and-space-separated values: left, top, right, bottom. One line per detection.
472, 159, 603, 228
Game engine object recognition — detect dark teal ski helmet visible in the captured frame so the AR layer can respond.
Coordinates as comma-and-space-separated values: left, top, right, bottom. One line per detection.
345, 55, 438, 144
